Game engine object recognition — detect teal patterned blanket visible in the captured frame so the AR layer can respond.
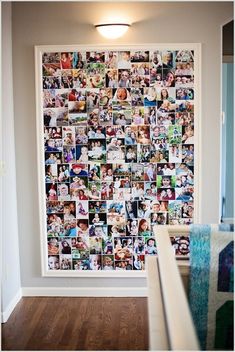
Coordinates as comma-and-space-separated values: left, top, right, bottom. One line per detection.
189, 224, 234, 350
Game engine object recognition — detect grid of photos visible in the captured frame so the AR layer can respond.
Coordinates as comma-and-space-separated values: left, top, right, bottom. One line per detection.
42, 49, 195, 271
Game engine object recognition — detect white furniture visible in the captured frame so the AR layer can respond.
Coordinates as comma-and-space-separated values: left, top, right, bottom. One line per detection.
146, 225, 199, 351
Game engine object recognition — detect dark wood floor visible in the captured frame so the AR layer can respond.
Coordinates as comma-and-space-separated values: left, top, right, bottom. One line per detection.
2, 297, 149, 350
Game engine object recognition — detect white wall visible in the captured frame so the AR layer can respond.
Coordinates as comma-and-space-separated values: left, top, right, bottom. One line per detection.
10, 1, 233, 289
1, 2, 21, 319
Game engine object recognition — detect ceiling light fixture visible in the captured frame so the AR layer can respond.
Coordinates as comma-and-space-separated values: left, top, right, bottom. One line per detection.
95, 23, 130, 39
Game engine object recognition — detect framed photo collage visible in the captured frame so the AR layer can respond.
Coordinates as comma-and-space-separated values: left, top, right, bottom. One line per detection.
36, 45, 200, 275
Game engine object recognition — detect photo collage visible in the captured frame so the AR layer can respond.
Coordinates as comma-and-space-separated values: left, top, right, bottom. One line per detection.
42, 49, 194, 271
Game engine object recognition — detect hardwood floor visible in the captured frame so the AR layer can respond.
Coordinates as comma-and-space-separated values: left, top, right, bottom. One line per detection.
2, 297, 149, 350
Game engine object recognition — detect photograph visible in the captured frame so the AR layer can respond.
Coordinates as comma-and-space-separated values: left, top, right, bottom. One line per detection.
170, 236, 190, 257
105, 51, 118, 68
43, 52, 60, 64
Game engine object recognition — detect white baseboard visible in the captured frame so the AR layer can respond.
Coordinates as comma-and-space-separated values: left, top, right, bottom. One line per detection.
1, 289, 22, 323
22, 286, 148, 297
222, 217, 234, 224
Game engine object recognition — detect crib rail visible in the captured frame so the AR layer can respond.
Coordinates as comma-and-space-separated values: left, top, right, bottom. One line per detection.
147, 225, 199, 351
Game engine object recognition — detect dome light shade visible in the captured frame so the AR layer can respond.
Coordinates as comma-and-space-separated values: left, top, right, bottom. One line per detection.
95, 23, 130, 39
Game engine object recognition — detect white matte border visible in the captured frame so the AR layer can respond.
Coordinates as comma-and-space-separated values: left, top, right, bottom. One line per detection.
35, 43, 201, 277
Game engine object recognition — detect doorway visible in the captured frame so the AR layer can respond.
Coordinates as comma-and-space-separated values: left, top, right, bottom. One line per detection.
221, 20, 234, 223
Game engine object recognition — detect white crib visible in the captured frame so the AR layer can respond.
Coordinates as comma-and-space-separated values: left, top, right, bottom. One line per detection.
146, 225, 199, 351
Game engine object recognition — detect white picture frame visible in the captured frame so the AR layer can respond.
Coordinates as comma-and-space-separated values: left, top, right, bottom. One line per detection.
35, 44, 201, 277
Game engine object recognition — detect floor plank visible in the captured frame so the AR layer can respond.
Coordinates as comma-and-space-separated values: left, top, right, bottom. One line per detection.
2, 297, 149, 350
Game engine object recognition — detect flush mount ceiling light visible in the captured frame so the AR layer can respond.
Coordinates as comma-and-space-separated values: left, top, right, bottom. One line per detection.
95, 23, 130, 39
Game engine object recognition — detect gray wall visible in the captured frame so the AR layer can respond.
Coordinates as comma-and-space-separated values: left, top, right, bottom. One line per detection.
223, 20, 234, 56
10, 1, 233, 288
1, 2, 21, 313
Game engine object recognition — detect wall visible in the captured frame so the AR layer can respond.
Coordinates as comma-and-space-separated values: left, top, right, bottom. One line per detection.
222, 63, 234, 221
11, 2, 233, 289
1, 2, 21, 320
223, 20, 234, 56
225, 63, 234, 220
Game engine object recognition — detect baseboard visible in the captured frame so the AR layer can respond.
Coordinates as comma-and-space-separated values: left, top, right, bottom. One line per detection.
1, 289, 22, 323
222, 217, 234, 224
22, 286, 148, 297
